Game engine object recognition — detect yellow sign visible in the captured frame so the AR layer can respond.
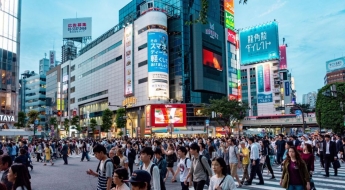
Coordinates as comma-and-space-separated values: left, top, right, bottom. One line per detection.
122, 97, 137, 107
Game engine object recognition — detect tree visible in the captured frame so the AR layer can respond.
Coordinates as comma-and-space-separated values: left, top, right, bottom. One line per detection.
14, 111, 26, 128
102, 109, 114, 134
71, 115, 81, 136
203, 97, 250, 128
90, 118, 97, 132
186, 0, 248, 25
27, 110, 39, 126
64, 118, 70, 135
316, 83, 345, 134
115, 108, 126, 129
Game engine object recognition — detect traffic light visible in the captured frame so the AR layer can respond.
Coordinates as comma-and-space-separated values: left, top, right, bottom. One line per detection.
57, 111, 61, 116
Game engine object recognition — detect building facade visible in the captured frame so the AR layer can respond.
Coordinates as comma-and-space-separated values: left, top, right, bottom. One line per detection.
325, 56, 345, 84
302, 91, 317, 108
0, 0, 21, 128
39, 58, 50, 75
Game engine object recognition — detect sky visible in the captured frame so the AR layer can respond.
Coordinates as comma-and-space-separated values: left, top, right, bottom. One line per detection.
20, 0, 345, 102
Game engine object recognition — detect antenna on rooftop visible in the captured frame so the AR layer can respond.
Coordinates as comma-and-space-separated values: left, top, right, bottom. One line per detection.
44, 53, 46, 59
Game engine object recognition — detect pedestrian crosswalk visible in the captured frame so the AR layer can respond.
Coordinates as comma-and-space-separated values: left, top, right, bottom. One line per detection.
238, 160, 345, 190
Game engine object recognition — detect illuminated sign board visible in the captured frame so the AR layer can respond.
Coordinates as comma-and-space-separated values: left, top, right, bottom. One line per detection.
150, 104, 186, 127
0, 115, 15, 122
225, 11, 234, 30
124, 24, 134, 96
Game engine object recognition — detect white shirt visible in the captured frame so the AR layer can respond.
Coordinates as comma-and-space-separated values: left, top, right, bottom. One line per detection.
208, 175, 237, 190
115, 183, 130, 190
250, 143, 260, 160
141, 162, 161, 190
178, 157, 191, 182
326, 141, 330, 154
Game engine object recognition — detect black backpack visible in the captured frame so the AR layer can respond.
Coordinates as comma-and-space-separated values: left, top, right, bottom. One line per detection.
198, 155, 211, 175
96, 158, 113, 175
140, 164, 166, 190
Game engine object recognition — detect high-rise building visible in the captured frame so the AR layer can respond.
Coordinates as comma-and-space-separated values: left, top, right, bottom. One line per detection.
61, 40, 77, 63
39, 58, 50, 75
0, 0, 21, 128
302, 92, 317, 108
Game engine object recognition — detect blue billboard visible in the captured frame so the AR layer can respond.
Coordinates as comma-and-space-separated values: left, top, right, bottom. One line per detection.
239, 22, 279, 65
285, 81, 290, 96
147, 32, 168, 73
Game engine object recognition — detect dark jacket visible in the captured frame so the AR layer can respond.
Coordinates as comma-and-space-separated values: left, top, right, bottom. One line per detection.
293, 139, 301, 147
61, 144, 68, 155
125, 148, 136, 163
281, 159, 310, 189
154, 157, 167, 180
323, 140, 337, 158
14, 155, 28, 166
336, 140, 343, 153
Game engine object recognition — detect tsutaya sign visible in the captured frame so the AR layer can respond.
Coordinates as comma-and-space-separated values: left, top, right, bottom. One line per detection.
205, 22, 219, 40
0, 115, 15, 122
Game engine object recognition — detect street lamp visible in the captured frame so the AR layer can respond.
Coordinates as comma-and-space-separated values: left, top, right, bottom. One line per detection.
286, 103, 306, 133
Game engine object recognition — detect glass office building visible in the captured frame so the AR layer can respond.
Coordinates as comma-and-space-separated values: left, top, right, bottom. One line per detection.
0, 0, 21, 126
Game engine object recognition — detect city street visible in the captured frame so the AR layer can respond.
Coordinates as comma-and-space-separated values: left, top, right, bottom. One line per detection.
1, 153, 342, 190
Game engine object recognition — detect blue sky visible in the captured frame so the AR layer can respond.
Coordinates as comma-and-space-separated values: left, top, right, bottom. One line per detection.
21, 0, 345, 102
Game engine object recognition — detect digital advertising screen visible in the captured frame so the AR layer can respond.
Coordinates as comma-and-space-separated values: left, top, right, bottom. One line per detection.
150, 104, 186, 127
203, 49, 223, 71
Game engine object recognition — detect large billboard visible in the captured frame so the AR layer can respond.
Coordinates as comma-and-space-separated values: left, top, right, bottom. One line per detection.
124, 24, 134, 96
150, 104, 186, 127
225, 11, 234, 30
239, 22, 279, 65
147, 32, 169, 99
203, 49, 223, 71
279, 45, 287, 69
63, 17, 92, 39
326, 57, 345, 73
256, 63, 273, 103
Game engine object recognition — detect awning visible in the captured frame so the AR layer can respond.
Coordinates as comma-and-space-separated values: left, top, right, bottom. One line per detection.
172, 131, 207, 134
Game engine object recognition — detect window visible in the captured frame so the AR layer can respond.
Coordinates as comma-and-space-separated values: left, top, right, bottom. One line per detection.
138, 60, 147, 67
70, 98, 75, 104
138, 77, 148, 84
71, 65, 75, 72
138, 43, 147, 51
70, 87, 75, 93
78, 90, 108, 102
71, 76, 75, 82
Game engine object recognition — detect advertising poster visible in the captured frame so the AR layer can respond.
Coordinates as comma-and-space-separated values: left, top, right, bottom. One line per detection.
147, 32, 169, 99
49, 51, 55, 68
224, 0, 234, 15
326, 57, 345, 73
225, 11, 235, 30
145, 105, 151, 127
279, 45, 287, 69
150, 104, 187, 132
239, 22, 280, 65
237, 70, 242, 101
203, 49, 223, 71
62, 17, 92, 39
227, 29, 236, 44
256, 63, 273, 103
124, 24, 133, 96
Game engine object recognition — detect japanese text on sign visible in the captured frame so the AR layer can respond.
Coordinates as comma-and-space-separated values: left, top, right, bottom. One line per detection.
67, 23, 87, 33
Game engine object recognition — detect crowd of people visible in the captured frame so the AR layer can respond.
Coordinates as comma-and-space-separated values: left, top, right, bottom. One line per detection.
0, 132, 344, 190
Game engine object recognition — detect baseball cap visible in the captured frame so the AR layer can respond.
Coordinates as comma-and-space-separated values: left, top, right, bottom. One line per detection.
126, 170, 151, 184
303, 134, 308, 139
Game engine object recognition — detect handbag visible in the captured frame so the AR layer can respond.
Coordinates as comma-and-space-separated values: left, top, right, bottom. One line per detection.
260, 155, 266, 164
333, 160, 341, 169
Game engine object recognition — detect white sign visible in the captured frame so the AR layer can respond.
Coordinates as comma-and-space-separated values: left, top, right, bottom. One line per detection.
148, 73, 169, 98
205, 22, 219, 40
124, 24, 133, 96
49, 51, 55, 68
0, 115, 15, 122
63, 17, 92, 39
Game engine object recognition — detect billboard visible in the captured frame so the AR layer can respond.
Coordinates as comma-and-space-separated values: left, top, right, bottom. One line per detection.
326, 57, 345, 73
124, 24, 134, 96
285, 81, 290, 96
203, 49, 223, 71
279, 45, 287, 69
224, 0, 234, 14
63, 17, 92, 39
239, 22, 279, 65
49, 51, 55, 68
225, 11, 234, 30
147, 32, 169, 99
227, 29, 236, 44
150, 104, 186, 127
256, 63, 273, 103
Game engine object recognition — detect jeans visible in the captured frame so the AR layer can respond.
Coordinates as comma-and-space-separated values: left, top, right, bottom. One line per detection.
81, 151, 90, 161
181, 182, 189, 190
287, 185, 304, 190
193, 180, 206, 190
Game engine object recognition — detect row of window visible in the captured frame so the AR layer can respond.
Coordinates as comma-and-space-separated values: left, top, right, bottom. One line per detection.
137, 24, 167, 35
77, 55, 122, 79
77, 90, 108, 102
77, 40, 122, 69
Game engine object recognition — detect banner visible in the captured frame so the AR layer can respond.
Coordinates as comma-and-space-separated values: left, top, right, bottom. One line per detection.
256, 63, 273, 103
124, 24, 133, 96
279, 45, 287, 69
147, 32, 169, 99
240, 22, 279, 65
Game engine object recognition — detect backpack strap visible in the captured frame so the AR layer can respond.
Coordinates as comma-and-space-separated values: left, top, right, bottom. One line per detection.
150, 163, 156, 176
198, 155, 208, 175
219, 175, 227, 186
184, 158, 189, 167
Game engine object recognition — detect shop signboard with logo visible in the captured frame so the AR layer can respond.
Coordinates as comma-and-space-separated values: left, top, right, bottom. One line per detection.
147, 32, 169, 99
225, 11, 234, 30
124, 24, 134, 96
227, 29, 236, 44
326, 57, 345, 73
224, 0, 234, 14
205, 22, 219, 40
239, 22, 280, 65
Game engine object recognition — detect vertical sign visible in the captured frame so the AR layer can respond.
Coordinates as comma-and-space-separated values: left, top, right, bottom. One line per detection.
147, 32, 169, 99
224, 0, 234, 14
224, 11, 235, 30
237, 69, 242, 101
227, 29, 236, 44
49, 51, 55, 68
285, 81, 290, 96
256, 63, 273, 103
279, 45, 287, 69
124, 24, 133, 96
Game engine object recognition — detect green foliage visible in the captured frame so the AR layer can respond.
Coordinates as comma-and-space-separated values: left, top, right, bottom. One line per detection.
49, 117, 58, 129
203, 97, 250, 128
90, 118, 98, 132
27, 110, 39, 125
71, 115, 81, 132
316, 83, 345, 133
115, 108, 126, 129
64, 118, 70, 134
102, 108, 114, 132
185, 0, 248, 25
117, 131, 124, 137
14, 111, 26, 128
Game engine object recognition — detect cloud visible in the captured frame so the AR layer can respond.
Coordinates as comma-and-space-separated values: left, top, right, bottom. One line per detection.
259, 0, 287, 17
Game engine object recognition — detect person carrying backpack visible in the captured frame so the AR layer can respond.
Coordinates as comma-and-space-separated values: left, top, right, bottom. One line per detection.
86, 144, 113, 190
139, 147, 162, 190
172, 146, 191, 190
184, 143, 212, 190
153, 148, 167, 189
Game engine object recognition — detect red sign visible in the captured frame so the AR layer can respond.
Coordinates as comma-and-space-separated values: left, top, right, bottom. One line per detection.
203, 49, 223, 71
150, 104, 187, 127
227, 29, 236, 44
228, 94, 237, 100
279, 45, 287, 69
